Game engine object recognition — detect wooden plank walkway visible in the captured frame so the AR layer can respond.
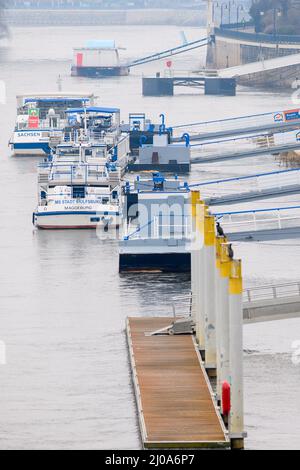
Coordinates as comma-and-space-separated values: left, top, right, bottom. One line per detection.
127, 317, 230, 449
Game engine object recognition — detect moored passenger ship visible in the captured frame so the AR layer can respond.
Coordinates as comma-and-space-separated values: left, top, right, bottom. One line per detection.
33, 107, 130, 230
9, 92, 95, 156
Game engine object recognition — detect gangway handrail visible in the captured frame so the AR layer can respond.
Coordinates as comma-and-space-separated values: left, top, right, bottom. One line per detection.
189, 130, 278, 147
188, 167, 300, 188
172, 111, 276, 129
123, 219, 154, 241
129, 42, 209, 67
214, 205, 300, 217
128, 37, 209, 67
243, 281, 300, 303
185, 282, 300, 304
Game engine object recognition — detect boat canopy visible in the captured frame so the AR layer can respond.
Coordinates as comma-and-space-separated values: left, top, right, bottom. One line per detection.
16, 93, 95, 107
66, 107, 120, 114
85, 40, 116, 49
24, 97, 91, 104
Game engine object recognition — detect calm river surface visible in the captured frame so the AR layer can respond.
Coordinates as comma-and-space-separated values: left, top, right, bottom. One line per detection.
0, 25, 299, 450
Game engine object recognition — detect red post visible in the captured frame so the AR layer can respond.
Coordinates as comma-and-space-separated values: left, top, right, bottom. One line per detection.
222, 380, 231, 417
77, 53, 83, 67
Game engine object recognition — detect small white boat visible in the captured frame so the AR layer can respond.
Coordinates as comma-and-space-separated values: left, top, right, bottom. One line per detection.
9, 92, 95, 156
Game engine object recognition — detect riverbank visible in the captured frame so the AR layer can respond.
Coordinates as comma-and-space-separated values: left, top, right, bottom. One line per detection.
3, 8, 206, 27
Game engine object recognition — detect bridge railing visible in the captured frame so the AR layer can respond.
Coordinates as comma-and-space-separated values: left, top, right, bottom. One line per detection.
243, 282, 300, 303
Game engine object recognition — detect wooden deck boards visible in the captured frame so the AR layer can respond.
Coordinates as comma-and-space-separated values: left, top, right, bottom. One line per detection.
127, 317, 229, 449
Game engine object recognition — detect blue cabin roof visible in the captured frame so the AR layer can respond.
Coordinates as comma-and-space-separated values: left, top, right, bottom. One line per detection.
85, 40, 116, 49
66, 107, 120, 114
24, 98, 90, 104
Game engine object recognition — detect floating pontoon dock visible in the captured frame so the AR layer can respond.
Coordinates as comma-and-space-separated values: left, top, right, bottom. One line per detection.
126, 317, 230, 449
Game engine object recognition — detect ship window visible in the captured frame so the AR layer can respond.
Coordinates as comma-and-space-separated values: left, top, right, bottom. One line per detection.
72, 186, 85, 199
90, 217, 100, 223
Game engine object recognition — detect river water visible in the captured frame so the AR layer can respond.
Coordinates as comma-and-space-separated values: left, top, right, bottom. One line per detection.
0, 25, 299, 450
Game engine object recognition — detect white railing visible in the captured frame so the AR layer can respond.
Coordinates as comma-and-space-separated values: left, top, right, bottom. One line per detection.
215, 206, 300, 233
48, 164, 108, 185
17, 119, 68, 131
153, 216, 191, 240
123, 216, 191, 241
193, 168, 300, 199
243, 282, 300, 303
189, 128, 300, 161
172, 110, 299, 137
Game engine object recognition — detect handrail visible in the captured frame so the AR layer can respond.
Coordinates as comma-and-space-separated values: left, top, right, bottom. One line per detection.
172, 110, 275, 129
243, 281, 300, 303
215, 26, 300, 45
124, 215, 191, 241
189, 167, 300, 188
124, 219, 154, 241
187, 282, 300, 305
189, 130, 278, 148
129, 37, 208, 67
214, 205, 300, 217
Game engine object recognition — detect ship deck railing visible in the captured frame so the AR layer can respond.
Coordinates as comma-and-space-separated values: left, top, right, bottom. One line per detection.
48, 164, 109, 185
123, 216, 191, 241
61, 130, 127, 153
16, 117, 70, 131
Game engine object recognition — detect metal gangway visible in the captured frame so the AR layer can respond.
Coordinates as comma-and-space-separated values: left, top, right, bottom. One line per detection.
128, 37, 209, 68
189, 131, 300, 164
171, 109, 300, 143
243, 281, 300, 324
170, 282, 300, 324
189, 168, 300, 205
214, 205, 300, 241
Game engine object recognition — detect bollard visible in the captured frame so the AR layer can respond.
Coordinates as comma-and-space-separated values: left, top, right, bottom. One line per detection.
229, 259, 245, 450
204, 214, 217, 372
215, 235, 228, 400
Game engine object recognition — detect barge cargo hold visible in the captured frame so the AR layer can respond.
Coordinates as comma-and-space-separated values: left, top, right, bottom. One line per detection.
119, 174, 191, 273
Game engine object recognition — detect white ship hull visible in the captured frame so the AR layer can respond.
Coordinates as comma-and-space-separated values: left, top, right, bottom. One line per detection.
10, 129, 62, 156
34, 207, 120, 230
